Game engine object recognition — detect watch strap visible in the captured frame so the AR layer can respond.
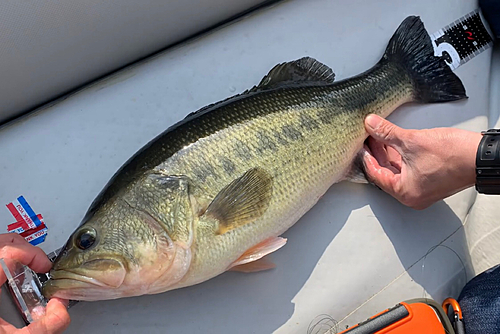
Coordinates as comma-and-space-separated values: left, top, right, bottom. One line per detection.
476, 129, 500, 194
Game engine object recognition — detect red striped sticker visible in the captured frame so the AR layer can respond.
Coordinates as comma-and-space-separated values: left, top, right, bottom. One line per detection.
6, 202, 23, 224
7, 214, 43, 234
5, 196, 48, 245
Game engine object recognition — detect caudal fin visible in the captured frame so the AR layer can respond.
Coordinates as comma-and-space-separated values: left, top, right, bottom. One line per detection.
384, 16, 467, 102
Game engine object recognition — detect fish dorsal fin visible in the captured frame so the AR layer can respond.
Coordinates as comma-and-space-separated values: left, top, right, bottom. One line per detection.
228, 236, 287, 272
183, 95, 239, 120
250, 57, 335, 92
204, 167, 273, 235
183, 57, 334, 120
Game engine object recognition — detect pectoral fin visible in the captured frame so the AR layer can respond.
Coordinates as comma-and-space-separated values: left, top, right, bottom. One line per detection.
205, 167, 273, 235
229, 258, 277, 273
228, 236, 287, 271
344, 151, 369, 184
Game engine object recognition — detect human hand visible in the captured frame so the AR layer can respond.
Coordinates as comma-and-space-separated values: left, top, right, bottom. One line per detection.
362, 114, 482, 210
0, 234, 70, 334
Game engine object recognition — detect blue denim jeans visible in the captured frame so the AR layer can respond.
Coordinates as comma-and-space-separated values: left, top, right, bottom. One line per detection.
458, 263, 500, 333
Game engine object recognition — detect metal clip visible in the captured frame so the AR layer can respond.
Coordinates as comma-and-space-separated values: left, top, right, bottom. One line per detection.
442, 298, 465, 334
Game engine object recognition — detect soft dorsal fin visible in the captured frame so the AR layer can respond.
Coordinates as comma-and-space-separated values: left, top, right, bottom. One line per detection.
204, 167, 273, 235
250, 57, 335, 92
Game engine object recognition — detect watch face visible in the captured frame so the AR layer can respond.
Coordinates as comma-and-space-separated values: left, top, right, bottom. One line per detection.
476, 131, 500, 194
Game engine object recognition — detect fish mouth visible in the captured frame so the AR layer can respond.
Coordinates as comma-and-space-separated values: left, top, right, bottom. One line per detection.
42, 259, 127, 300
42, 278, 125, 301
49, 269, 118, 288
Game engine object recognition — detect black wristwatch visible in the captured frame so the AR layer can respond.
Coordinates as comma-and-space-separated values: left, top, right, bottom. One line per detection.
476, 129, 500, 194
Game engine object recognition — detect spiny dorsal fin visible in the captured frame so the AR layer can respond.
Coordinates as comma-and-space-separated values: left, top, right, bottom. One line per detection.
204, 167, 273, 235
183, 94, 240, 120
250, 57, 335, 92
183, 57, 334, 120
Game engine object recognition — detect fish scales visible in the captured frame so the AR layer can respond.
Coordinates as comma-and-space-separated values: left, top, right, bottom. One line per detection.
43, 16, 467, 301
152, 62, 415, 285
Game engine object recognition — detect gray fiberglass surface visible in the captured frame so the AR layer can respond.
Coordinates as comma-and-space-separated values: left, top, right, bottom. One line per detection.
0, 0, 493, 332
0, 0, 269, 124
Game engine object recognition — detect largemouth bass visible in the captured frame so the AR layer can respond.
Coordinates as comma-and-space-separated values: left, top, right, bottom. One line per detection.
43, 16, 466, 301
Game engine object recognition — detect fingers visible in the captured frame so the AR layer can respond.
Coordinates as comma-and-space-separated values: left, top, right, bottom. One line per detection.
0, 234, 51, 273
0, 235, 69, 334
362, 145, 400, 195
0, 299, 70, 334
0, 316, 18, 333
25, 298, 71, 334
366, 137, 400, 173
364, 114, 406, 152
385, 146, 402, 170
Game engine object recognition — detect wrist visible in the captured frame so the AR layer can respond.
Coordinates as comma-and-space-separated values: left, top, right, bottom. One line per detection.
450, 130, 482, 189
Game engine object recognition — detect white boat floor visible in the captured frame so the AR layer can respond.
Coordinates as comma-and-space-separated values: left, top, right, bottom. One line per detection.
0, 0, 497, 333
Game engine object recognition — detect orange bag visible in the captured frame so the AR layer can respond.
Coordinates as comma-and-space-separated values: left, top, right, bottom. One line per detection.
338, 298, 455, 334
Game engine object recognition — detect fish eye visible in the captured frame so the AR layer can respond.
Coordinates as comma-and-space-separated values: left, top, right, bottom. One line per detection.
75, 228, 97, 250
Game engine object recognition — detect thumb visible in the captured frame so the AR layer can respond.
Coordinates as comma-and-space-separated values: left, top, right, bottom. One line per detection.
364, 114, 406, 149
25, 298, 71, 334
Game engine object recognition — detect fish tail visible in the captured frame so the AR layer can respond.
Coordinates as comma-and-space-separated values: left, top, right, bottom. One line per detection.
384, 16, 467, 102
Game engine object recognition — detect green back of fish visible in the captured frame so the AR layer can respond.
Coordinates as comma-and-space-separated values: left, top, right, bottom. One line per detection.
156, 59, 415, 284
76, 16, 467, 288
